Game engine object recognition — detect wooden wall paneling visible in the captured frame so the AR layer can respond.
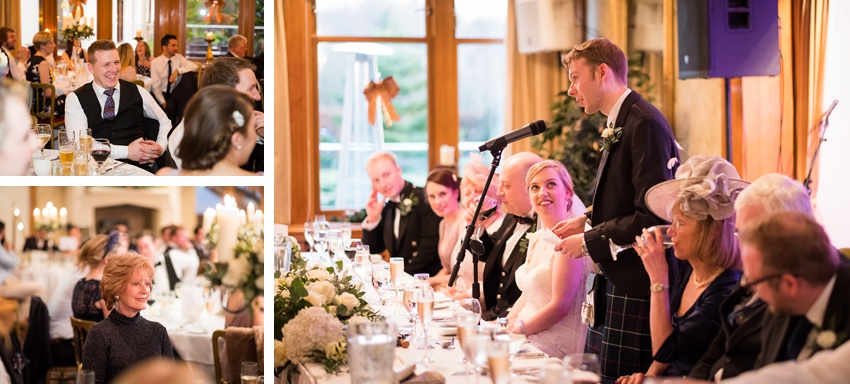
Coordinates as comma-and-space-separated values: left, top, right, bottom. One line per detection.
41, 0, 57, 42
662, 0, 676, 126
740, 76, 783, 180
428, 0, 458, 170
153, 0, 186, 57
239, 0, 255, 56
727, 78, 743, 172
97, 0, 112, 41
286, 0, 313, 223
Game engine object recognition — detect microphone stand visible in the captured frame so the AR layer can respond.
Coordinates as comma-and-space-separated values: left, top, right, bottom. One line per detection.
448, 148, 503, 300
803, 100, 838, 195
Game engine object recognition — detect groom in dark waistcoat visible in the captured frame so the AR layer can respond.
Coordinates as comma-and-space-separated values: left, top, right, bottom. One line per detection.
361, 152, 442, 276
64, 40, 170, 170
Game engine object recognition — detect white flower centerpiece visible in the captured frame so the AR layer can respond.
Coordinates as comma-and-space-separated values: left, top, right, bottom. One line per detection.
203, 195, 264, 317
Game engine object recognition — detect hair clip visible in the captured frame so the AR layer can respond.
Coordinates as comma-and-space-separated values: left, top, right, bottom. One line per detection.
232, 110, 245, 126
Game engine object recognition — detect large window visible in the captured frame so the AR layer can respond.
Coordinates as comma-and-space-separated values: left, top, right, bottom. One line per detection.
314, 1, 507, 212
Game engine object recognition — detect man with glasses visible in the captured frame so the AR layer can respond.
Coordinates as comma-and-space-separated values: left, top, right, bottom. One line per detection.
690, 174, 814, 380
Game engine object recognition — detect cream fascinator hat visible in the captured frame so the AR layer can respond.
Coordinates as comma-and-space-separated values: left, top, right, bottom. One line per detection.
645, 155, 750, 222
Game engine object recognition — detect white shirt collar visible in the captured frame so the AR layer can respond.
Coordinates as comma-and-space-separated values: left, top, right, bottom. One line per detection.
606, 88, 632, 128
91, 79, 120, 96
805, 273, 837, 328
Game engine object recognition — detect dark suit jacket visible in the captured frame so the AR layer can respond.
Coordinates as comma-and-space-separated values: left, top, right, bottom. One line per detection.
583, 91, 679, 295
362, 181, 442, 276
479, 215, 531, 319
22, 237, 57, 252
689, 285, 767, 380
754, 261, 850, 368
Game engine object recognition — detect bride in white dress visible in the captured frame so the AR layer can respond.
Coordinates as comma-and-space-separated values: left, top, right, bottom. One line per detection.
507, 160, 588, 358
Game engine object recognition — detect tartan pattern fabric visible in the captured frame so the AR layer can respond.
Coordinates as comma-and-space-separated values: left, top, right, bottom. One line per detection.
585, 279, 654, 383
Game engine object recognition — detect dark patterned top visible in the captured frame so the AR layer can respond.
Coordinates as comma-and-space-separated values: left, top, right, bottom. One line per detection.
72, 278, 104, 322
25, 55, 51, 84
81, 309, 173, 383
136, 63, 151, 78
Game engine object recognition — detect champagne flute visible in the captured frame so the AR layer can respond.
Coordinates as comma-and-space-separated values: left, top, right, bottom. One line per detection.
609, 225, 673, 258
303, 222, 315, 253
90, 138, 111, 175
487, 339, 511, 384
416, 286, 436, 364
389, 257, 404, 314
79, 128, 93, 158
240, 361, 259, 384
339, 222, 352, 248
35, 124, 52, 159
454, 305, 481, 365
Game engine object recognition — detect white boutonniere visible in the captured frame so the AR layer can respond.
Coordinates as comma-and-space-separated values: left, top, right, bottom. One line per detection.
600, 125, 623, 152
398, 192, 418, 217
812, 317, 846, 353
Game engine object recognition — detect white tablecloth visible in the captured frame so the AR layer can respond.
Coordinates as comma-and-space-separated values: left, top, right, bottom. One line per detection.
15, 255, 77, 304
30, 149, 154, 176
144, 297, 225, 379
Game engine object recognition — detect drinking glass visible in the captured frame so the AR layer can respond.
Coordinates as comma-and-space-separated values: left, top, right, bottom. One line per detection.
79, 128, 93, 158
413, 273, 430, 288
609, 225, 673, 258
73, 151, 88, 175
416, 286, 436, 364
402, 283, 420, 328
345, 237, 362, 260
90, 138, 111, 175
372, 265, 391, 312
58, 129, 75, 174
454, 302, 481, 365
487, 339, 511, 384
347, 321, 397, 384
303, 221, 316, 252
563, 353, 602, 384
353, 249, 372, 283
389, 257, 404, 314
240, 361, 259, 384
76, 369, 95, 384
34, 124, 52, 159
464, 334, 490, 383
339, 222, 352, 247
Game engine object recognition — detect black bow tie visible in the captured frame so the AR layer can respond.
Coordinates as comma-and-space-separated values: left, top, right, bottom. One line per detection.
385, 200, 398, 210
513, 215, 535, 225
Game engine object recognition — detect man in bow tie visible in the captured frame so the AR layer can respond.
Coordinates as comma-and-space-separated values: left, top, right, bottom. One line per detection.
361, 152, 442, 276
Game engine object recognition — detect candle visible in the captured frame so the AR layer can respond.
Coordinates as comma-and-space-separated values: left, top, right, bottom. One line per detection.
206, 31, 214, 40
74, 8, 81, 22
59, 207, 67, 226
202, 208, 216, 234
136, 29, 142, 38
239, 209, 247, 226
89, 17, 93, 27
45, 28, 50, 33
440, 145, 455, 166
216, 195, 239, 262
33, 208, 41, 224
246, 202, 255, 224
253, 210, 263, 234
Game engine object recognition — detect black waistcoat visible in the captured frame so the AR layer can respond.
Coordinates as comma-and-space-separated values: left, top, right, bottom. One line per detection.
74, 80, 145, 147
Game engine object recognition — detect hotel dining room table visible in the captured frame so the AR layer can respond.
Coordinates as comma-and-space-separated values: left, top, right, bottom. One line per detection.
286, 254, 554, 384
30, 149, 154, 176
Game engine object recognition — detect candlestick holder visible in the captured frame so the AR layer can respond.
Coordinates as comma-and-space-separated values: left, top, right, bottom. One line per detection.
134, 36, 144, 43
205, 37, 214, 64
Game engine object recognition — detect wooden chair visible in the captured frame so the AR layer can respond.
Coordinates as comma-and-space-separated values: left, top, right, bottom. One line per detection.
70, 316, 96, 370
30, 83, 65, 149
130, 79, 145, 88
211, 329, 227, 384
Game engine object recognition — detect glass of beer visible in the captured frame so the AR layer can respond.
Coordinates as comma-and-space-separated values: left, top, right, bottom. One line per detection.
79, 128, 93, 158
57, 129, 75, 175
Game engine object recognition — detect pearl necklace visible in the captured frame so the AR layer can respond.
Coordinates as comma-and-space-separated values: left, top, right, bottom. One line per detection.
692, 269, 723, 289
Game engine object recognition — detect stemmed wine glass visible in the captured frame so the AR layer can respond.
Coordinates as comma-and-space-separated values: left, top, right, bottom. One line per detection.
303, 221, 316, 253
389, 257, 404, 315
416, 286, 436, 364
464, 333, 490, 383
34, 124, 52, 159
454, 298, 481, 366
372, 265, 391, 313
609, 225, 673, 258
90, 138, 111, 175
402, 283, 421, 342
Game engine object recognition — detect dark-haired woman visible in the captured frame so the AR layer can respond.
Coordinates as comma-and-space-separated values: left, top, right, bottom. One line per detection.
424, 167, 464, 287
156, 85, 258, 176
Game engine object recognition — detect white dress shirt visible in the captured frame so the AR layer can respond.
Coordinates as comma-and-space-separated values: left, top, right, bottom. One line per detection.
167, 120, 185, 169
150, 53, 198, 105
798, 274, 837, 360
64, 80, 171, 160
1, 47, 26, 81
164, 246, 200, 283
606, 88, 632, 127
504, 210, 536, 266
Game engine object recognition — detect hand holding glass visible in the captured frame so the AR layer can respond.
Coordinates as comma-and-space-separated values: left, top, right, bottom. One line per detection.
609, 225, 673, 257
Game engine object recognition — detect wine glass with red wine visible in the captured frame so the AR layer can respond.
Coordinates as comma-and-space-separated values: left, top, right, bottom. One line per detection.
91, 138, 111, 175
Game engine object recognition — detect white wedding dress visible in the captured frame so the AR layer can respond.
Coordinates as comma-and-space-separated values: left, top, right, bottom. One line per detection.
514, 229, 588, 358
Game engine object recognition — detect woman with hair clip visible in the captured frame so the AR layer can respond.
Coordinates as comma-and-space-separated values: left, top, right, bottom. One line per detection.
156, 85, 258, 176
72, 230, 128, 322
82, 253, 173, 383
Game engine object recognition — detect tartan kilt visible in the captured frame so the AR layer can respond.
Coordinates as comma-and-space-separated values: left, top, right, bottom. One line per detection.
585, 278, 654, 383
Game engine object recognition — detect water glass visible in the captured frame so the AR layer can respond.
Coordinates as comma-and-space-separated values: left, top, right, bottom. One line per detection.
241, 361, 259, 384
347, 321, 397, 384
563, 353, 602, 384
353, 250, 372, 283
76, 369, 95, 384
73, 151, 88, 176
372, 265, 391, 311
339, 221, 352, 247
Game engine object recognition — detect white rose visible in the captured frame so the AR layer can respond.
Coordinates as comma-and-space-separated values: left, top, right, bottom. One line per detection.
601, 128, 614, 138
284, 276, 294, 285
304, 291, 326, 307
77, 25, 84, 32
280, 289, 290, 299
817, 330, 837, 349
273, 339, 288, 367
307, 281, 336, 302
221, 256, 251, 287
335, 292, 360, 310
403, 198, 413, 206
307, 269, 331, 282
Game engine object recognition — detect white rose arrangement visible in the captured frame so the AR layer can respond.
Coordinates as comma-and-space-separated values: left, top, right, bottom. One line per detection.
61, 23, 94, 41
203, 221, 264, 318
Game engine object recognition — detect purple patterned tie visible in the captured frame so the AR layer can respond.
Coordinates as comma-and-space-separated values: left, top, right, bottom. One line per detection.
103, 88, 116, 120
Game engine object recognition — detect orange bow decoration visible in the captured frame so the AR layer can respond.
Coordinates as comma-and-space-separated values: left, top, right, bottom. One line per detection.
204, 0, 226, 24
363, 76, 401, 126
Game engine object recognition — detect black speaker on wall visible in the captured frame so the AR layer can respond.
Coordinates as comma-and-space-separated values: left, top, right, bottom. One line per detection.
677, 0, 780, 79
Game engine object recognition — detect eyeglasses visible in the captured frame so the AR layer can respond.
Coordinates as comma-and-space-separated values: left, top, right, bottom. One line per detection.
740, 272, 788, 291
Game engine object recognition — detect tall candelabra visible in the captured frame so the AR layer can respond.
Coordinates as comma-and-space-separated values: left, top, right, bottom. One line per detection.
205, 32, 215, 65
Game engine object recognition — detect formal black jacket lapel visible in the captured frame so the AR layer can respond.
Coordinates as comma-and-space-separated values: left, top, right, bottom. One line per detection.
483, 215, 517, 279
590, 91, 640, 217
395, 182, 414, 253
756, 312, 792, 368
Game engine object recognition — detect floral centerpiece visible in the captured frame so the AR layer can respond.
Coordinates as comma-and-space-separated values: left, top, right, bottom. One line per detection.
61, 23, 95, 41
33, 202, 66, 232
274, 249, 382, 378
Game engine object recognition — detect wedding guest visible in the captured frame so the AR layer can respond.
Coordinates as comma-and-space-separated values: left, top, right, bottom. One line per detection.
362, 151, 442, 276
167, 57, 263, 171
150, 34, 198, 109
117, 43, 137, 83
160, 227, 200, 290
156, 225, 176, 254
0, 221, 45, 320
73, 231, 125, 322
23, 228, 58, 252
64, 40, 170, 169
26, 31, 66, 115
192, 226, 210, 262
618, 156, 746, 383
424, 167, 464, 287
506, 160, 589, 358
225, 34, 249, 59
82, 253, 173, 383
135, 41, 151, 78
155, 85, 258, 176
113, 358, 211, 384
61, 39, 86, 70
134, 233, 169, 294
690, 173, 813, 381
0, 80, 39, 176
554, 37, 679, 381
251, 42, 263, 80
0, 26, 28, 80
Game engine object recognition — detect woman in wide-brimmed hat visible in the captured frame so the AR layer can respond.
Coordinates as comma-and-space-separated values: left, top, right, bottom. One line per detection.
618, 155, 749, 383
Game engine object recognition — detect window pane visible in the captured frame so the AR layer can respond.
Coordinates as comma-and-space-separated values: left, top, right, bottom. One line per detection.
111, 0, 155, 45
254, 0, 265, 55
318, 42, 429, 210
316, 0, 426, 38
457, 43, 506, 174
186, 0, 240, 60
455, 0, 508, 39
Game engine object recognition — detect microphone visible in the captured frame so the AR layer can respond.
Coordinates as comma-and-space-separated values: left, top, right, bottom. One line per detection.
479, 120, 547, 152
822, 99, 838, 124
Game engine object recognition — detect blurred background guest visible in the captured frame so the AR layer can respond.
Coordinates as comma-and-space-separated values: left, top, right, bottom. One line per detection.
0, 80, 38, 176
113, 358, 211, 384
26, 31, 65, 116
24, 228, 59, 252
60, 39, 86, 70
117, 43, 137, 83
82, 253, 173, 383
72, 231, 124, 322
135, 41, 151, 78
192, 226, 210, 262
